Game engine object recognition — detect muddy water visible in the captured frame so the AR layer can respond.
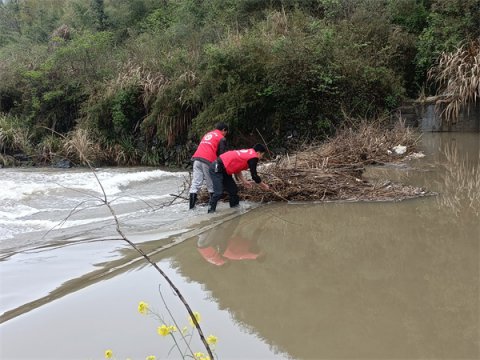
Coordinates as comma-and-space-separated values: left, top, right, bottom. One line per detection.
0, 133, 479, 359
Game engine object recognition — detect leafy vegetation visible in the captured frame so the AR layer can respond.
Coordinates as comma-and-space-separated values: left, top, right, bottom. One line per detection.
0, 0, 478, 166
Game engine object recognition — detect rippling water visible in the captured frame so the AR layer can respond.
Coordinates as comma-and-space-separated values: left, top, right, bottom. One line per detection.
0, 133, 479, 360
0, 167, 188, 244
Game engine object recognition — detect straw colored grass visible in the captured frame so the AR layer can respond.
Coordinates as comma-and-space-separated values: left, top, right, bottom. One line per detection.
63, 128, 101, 165
428, 38, 480, 124
194, 121, 429, 204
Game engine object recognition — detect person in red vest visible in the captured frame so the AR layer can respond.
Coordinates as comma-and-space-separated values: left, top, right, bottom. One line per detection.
189, 122, 229, 209
207, 143, 270, 213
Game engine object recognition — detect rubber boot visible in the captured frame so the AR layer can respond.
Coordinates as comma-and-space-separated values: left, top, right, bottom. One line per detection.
189, 193, 197, 209
229, 194, 240, 208
207, 202, 217, 213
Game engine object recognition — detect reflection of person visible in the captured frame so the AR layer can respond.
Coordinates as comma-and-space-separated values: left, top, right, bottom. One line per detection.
197, 232, 263, 266
207, 143, 270, 213
189, 122, 229, 209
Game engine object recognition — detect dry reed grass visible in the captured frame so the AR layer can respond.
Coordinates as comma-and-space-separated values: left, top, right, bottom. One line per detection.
196, 121, 428, 204
107, 62, 197, 147
105, 61, 169, 108
428, 38, 480, 124
155, 70, 197, 147
63, 128, 101, 165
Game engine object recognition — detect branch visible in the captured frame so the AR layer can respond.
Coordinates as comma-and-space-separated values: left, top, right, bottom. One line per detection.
39, 126, 215, 359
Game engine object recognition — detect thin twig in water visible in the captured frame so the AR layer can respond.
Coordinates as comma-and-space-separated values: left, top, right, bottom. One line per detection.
41, 126, 215, 359
41, 199, 101, 239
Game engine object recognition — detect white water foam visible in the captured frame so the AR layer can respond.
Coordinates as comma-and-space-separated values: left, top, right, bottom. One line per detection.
0, 168, 188, 202
0, 168, 189, 241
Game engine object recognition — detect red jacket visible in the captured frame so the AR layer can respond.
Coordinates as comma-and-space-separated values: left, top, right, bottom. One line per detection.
220, 149, 258, 175
192, 129, 225, 163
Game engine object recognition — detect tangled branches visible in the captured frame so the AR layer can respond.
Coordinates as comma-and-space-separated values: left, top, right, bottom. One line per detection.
239, 122, 427, 203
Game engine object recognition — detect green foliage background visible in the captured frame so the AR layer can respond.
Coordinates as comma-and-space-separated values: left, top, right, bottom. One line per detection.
0, 0, 478, 166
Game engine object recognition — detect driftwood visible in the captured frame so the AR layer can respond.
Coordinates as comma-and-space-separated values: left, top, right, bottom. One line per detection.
194, 122, 430, 204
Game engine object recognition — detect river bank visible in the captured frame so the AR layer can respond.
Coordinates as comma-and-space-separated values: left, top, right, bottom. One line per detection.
4, 121, 432, 206
0, 132, 479, 359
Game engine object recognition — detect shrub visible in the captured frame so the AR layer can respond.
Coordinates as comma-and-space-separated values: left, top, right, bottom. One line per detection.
0, 114, 34, 156
36, 134, 63, 164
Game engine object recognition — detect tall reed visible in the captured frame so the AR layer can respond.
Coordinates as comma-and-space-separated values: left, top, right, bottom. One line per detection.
428, 39, 480, 124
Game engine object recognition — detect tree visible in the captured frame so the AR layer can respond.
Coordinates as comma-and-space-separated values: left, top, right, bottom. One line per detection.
91, 0, 107, 30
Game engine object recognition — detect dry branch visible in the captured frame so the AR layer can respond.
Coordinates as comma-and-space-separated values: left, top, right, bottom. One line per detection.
194, 121, 429, 204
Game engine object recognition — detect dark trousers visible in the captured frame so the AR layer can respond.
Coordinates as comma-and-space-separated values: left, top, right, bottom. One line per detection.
209, 161, 240, 212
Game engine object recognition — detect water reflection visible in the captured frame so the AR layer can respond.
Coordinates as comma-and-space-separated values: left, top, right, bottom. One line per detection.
364, 133, 480, 219
2, 133, 477, 359
196, 217, 264, 266
436, 140, 480, 217
173, 133, 479, 360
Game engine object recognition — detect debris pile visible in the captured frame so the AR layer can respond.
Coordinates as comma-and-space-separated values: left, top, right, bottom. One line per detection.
197, 122, 431, 204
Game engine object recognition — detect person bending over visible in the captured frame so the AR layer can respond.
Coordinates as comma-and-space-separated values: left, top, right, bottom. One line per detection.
208, 143, 270, 213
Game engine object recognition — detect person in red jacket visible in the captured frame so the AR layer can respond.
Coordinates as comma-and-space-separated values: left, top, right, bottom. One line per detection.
207, 143, 270, 213
189, 122, 229, 209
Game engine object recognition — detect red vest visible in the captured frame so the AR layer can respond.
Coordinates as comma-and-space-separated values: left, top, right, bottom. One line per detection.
192, 129, 225, 163
220, 149, 258, 175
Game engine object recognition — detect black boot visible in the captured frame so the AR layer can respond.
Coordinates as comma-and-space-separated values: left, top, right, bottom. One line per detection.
229, 194, 240, 208
189, 193, 197, 209
209, 192, 214, 202
207, 202, 217, 213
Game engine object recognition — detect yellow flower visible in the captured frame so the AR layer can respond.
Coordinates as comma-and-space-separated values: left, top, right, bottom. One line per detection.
146, 356, 156, 360
189, 311, 201, 326
194, 352, 211, 360
168, 325, 177, 332
138, 301, 149, 315
104, 349, 113, 359
157, 324, 171, 337
206, 334, 218, 345
182, 326, 188, 335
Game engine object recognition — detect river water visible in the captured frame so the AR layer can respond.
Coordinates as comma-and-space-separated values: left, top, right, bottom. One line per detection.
0, 133, 479, 360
